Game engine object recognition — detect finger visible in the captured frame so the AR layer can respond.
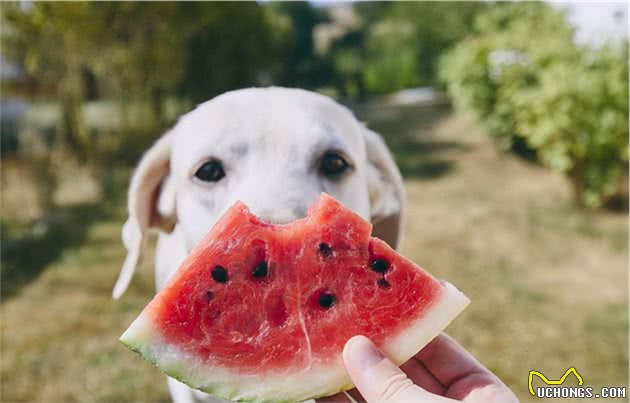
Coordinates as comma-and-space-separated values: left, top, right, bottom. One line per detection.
415, 333, 518, 402
400, 359, 446, 395
343, 336, 455, 403
415, 333, 490, 387
316, 392, 352, 403
316, 387, 363, 402
346, 388, 365, 402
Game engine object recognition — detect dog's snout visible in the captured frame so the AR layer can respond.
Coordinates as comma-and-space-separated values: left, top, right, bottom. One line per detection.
255, 205, 307, 225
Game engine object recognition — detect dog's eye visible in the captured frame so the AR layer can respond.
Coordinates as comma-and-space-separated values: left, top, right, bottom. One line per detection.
194, 160, 225, 182
319, 151, 350, 178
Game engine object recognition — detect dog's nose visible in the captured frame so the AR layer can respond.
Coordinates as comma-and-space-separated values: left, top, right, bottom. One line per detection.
255, 205, 306, 225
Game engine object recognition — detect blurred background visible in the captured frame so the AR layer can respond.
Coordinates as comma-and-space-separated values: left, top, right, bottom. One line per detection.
1, 1, 627, 402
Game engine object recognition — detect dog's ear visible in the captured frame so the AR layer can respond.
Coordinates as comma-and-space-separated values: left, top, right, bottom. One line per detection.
112, 133, 176, 299
364, 128, 405, 250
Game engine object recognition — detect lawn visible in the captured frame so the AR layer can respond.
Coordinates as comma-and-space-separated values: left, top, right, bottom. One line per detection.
1, 103, 627, 402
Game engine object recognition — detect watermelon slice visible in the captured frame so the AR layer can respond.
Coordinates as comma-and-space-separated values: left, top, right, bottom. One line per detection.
121, 193, 469, 402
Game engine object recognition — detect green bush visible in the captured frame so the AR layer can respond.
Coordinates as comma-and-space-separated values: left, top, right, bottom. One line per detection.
440, 3, 628, 207
328, 2, 486, 98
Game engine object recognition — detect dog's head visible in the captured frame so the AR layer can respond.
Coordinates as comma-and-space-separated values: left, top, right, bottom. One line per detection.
113, 87, 404, 299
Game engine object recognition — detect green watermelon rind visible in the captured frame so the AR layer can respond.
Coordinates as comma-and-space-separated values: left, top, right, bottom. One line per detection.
120, 281, 468, 403
120, 312, 353, 402
121, 328, 354, 402
121, 341, 306, 403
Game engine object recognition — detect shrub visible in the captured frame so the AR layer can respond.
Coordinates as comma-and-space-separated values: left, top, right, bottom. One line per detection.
440, 2, 628, 207
513, 46, 628, 206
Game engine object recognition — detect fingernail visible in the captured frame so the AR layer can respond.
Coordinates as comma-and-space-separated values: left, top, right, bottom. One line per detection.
344, 335, 385, 370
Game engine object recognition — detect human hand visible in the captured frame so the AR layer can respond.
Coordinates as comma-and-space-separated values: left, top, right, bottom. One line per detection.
319, 333, 519, 403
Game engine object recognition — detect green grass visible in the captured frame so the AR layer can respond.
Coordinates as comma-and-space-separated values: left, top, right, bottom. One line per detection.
1, 104, 627, 402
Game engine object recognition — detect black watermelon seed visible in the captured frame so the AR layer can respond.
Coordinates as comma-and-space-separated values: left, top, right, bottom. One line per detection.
318, 293, 336, 309
211, 266, 228, 283
318, 243, 333, 258
377, 278, 391, 289
205, 291, 215, 301
252, 262, 268, 278
370, 259, 389, 273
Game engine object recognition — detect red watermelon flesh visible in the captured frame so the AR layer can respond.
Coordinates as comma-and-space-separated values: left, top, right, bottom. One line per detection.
121, 193, 469, 402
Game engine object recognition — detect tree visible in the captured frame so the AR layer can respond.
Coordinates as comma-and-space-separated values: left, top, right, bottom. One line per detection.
359, 2, 486, 94
2, 2, 282, 157
2, 2, 102, 159
89, 2, 194, 127
440, 3, 628, 207
513, 45, 628, 206
268, 2, 333, 90
178, 2, 280, 103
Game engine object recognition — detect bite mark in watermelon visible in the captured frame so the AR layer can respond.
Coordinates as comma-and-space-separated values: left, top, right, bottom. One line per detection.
121, 193, 469, 402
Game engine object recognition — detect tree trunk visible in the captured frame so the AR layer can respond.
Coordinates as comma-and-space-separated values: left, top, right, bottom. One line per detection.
61, 95, 88, 160
59, 67, 90, 162
569, 159, 588, 207
150, 87, 165, 128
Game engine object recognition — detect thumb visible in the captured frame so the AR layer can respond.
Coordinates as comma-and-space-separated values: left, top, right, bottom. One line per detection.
343, 336, 454, 403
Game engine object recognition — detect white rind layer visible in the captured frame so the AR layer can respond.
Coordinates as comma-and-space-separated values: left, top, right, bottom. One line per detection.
120, 281, 469, 403
380, 281, 470, 364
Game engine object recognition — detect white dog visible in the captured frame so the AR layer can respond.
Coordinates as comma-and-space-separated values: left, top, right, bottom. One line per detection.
112, 87, 405, 403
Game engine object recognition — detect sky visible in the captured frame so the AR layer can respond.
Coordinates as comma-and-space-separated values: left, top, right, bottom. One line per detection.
549, 1, 628, 46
